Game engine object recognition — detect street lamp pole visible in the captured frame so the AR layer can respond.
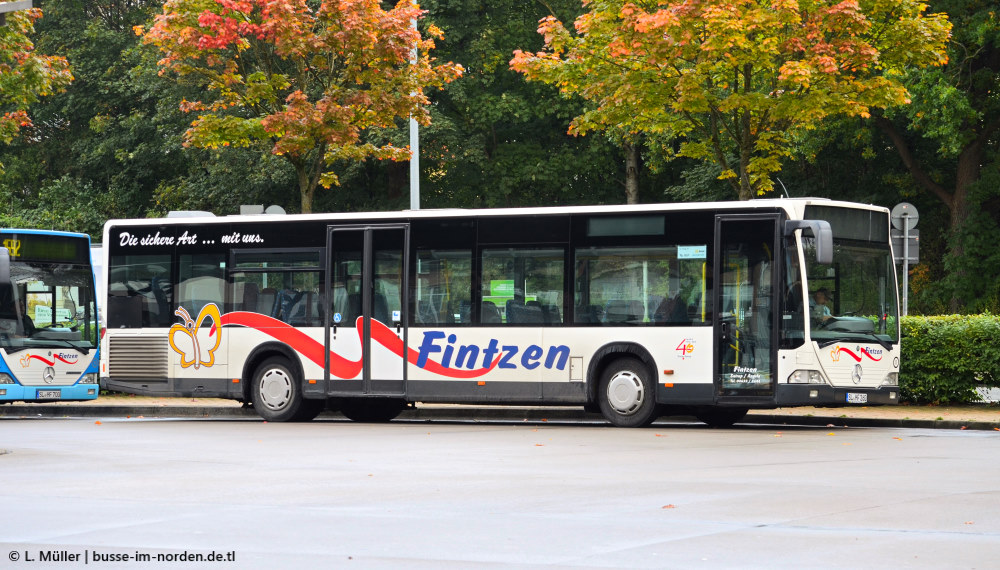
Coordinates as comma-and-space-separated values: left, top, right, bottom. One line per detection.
408, 7, 420, 211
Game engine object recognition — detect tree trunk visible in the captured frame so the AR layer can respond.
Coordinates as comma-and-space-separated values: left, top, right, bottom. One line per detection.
297, 166, 314, 214
945, 143, 981, 311
874, 116, 990, 311
624, 142, 639, 204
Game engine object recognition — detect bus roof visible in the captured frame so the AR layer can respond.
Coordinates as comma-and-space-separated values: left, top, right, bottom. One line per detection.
105, 198, 889, 229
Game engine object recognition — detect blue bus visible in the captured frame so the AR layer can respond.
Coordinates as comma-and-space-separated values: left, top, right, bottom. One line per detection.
0, 229, 100, 402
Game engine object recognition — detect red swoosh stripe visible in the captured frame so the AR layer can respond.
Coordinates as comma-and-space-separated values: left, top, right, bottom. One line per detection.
835, 347, 863, 362
27, 355, 55, 366
220, 311, 497, 379
835, 347, 884, 363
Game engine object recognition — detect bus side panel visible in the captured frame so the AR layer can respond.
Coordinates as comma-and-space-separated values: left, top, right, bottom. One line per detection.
405, 326, 715, 405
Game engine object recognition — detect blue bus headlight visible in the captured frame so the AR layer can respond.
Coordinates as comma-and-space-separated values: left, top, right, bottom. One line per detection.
788, 370, 828, 384
79, 373, 99, 385
0, 373, 14, 384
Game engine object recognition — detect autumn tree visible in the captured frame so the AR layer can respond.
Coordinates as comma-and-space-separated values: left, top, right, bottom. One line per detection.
0, 5, 72, 152
511, 0, 951, 200
141, 0, 463, 213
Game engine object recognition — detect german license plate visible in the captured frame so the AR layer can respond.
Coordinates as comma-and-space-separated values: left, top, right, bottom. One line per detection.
846, 392, 868, 404
36, 390, 60, 399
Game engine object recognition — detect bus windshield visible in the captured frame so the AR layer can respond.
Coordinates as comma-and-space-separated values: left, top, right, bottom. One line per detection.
802, 238, 899, 347
0, 262, 99, 353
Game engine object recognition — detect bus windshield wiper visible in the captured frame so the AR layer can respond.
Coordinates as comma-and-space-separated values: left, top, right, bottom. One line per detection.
864, 334, 894, 353
817, 335, 893, 352
22, 337, 91, 355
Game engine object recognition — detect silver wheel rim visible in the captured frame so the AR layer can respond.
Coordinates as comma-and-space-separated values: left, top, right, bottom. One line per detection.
259, 368, 292, 411
607, 370, 644, 415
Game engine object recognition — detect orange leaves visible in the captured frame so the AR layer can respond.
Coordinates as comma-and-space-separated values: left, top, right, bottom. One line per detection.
0, 8, 72, 146
146, 0, 461, 211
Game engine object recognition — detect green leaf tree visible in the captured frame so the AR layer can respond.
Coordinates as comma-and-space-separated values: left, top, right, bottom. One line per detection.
0, 4, 72, 149
141, 0, 463, 213
411, 0, 632, 209
511, 0, 951, 200
872, 0, 1000, 311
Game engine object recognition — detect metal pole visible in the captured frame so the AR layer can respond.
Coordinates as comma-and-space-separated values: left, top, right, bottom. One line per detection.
409, 116, 419, 211
408, 9, 419, 211
902, 218, 909, 316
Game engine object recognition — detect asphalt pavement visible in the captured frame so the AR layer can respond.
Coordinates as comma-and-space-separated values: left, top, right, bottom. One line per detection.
2, 396, 999, 430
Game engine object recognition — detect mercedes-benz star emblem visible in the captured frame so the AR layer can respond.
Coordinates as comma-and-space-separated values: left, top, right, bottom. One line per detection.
43, 367, 56, 384
852, 364, 863, 385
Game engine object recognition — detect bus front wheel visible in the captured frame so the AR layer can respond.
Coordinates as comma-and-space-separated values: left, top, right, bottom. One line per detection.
250, 357, 311, 422
598, 358, 659, 428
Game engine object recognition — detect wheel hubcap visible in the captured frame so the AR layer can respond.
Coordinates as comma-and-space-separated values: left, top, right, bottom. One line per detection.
607, 370, 644, 414
259, 368, 292, 411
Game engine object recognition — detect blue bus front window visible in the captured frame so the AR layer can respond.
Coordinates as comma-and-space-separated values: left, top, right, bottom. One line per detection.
0, 262, 99, 351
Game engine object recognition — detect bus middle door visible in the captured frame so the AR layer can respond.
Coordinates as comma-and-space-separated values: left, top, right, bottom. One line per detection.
325, 225, 409, 396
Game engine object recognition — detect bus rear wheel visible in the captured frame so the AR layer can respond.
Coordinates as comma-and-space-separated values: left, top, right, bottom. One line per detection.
338, 399, 405, 423
250, 357, 312, 422
695, 406, 749, 428
598, 358, 659, 428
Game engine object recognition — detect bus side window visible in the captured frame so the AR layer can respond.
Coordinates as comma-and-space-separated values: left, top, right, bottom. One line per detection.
413, 249, 471, 326
574, 246, 676, 326
481, 248, 564, 325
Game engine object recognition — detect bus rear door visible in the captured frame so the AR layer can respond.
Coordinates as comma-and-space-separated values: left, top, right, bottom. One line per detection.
325, 224, 409, 396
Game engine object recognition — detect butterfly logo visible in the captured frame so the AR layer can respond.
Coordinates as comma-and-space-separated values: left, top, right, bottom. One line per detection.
169, 304, 222, 369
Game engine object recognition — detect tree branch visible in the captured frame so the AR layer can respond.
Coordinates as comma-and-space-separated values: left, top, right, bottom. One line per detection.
873, 116, 953, 208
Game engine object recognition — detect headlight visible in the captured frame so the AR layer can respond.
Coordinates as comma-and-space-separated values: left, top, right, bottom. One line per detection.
78, 373, 99, 385
788, 370, 828, 384
881, 372, 899, 387
0, 373, 14, 385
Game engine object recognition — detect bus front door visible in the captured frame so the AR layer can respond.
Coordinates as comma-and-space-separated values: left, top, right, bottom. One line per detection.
325, 225, 409, 396
713, 215, 779, 402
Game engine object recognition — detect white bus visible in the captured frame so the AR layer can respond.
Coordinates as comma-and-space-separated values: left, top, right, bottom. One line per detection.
99, 199, 900, 426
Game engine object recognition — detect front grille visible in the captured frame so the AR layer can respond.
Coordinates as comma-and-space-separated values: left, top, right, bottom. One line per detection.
109, 335, 169, 379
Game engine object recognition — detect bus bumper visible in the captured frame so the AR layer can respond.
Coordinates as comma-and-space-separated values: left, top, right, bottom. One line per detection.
775, 384, 900, 407
0, 384, 100, 402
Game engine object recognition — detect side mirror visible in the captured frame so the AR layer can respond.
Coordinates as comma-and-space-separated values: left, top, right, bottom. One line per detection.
784, 220, 833, 264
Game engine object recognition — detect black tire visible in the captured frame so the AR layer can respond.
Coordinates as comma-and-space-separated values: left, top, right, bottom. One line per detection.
597, 357, 660, 427
295, 399, 327, 422
250, 356, 309, 422
338, 398, 405, 423
695, 406, 749, 428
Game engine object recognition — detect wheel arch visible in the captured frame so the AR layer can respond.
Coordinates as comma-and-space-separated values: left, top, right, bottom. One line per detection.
240, 341, 306, 402
586, 342, 658, 404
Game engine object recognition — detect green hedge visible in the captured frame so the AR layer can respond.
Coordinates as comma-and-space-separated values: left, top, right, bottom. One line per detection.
900, 314, 1000, 404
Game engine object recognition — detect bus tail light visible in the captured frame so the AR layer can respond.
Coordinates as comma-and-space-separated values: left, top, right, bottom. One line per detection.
788, 370, 828, 384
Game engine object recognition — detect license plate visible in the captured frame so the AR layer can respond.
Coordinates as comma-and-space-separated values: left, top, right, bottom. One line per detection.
36, 390, 61, 399
846, 392, 868, 404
